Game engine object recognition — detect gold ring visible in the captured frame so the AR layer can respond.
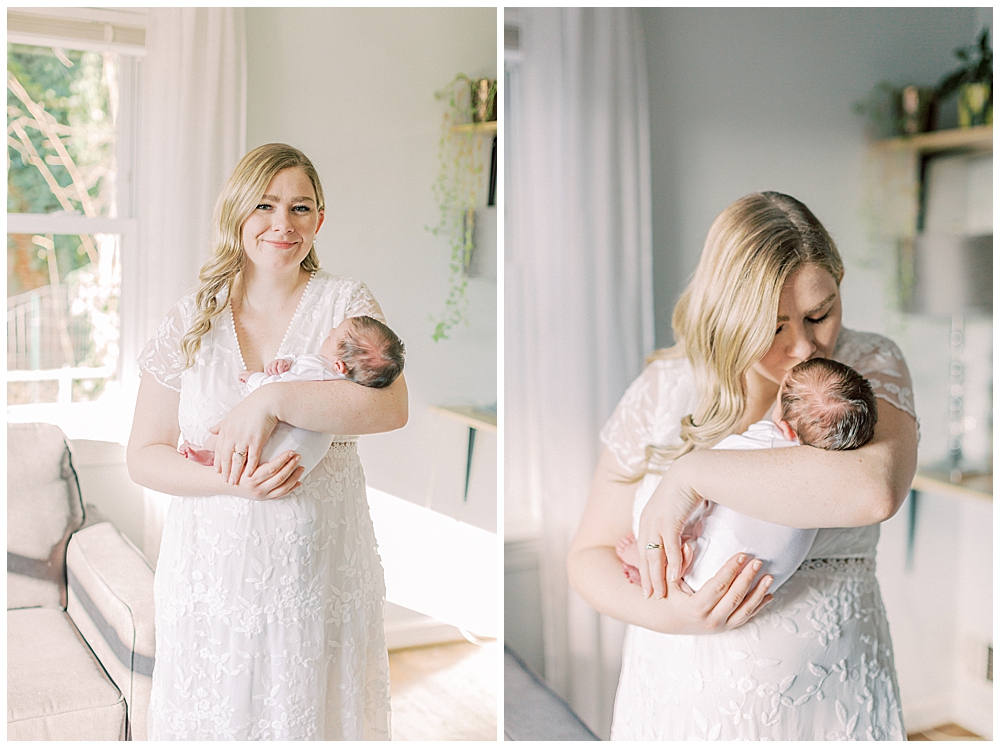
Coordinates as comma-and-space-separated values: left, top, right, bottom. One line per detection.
234, 450, 247, 458
645, 543, 662, 550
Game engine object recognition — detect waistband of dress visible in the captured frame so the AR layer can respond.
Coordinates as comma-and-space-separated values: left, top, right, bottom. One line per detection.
796, 557, 875, 574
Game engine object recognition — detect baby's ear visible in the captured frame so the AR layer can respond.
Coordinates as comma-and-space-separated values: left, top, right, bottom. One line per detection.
334, 360, 348, 374
776, 419, 798, 443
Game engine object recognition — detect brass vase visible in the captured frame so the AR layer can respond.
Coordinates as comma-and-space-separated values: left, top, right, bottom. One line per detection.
958, 83, 992, 127
471, 78, 497, 123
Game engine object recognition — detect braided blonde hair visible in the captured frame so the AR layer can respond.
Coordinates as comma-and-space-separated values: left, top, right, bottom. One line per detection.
180, 144, 325, 367
644, 192, 843, 472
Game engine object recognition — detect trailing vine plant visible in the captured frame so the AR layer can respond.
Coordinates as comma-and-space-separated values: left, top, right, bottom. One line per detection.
428, 74, 496, 341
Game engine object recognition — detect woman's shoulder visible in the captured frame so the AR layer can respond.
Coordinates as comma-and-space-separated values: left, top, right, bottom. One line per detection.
303, 270, 385, 324
606, 355, 698, 425
632, 354, 695, 399
834, 327, 916, 419
600, 353, 697, 472
158, 287, 202, 328
311, 270, 368, 293
310, 270, 378, 303
833, 327, 908, 373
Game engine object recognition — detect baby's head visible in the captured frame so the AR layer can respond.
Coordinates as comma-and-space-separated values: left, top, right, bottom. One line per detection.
772, 358, 878, 450
320, 316, 405, 389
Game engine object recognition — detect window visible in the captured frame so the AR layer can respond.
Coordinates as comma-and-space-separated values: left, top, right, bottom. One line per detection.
7, 9, 143, 440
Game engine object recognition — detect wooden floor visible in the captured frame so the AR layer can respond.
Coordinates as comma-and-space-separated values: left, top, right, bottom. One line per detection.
389, 639, 498, 741
908, 723, 984, 741
388, 643, 981, 743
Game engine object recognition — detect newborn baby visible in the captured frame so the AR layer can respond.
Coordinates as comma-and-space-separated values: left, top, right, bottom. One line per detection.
181, 314, 405, 476
618, 357, 878, 593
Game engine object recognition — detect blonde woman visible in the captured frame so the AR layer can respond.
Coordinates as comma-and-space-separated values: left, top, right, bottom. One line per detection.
127, 143, 407, 740
568, 192, 917, 740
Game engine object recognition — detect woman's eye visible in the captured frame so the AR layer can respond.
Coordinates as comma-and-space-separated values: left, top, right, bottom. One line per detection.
292, 205, 311, 213
256, 203, 272, 211
807, 313, 830, 324
775, 324, 785, 336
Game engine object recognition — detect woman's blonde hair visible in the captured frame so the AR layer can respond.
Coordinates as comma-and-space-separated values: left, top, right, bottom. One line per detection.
644, 192, 843, 471
179, 143, 325, 367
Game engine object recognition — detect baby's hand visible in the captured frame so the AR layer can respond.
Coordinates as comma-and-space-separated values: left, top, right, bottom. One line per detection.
238, 370, 253, 384
265, 358, 292, 377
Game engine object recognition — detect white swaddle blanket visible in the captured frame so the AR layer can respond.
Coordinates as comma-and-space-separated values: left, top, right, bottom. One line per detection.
244, 354, 345, 476
632, 419, 818, 594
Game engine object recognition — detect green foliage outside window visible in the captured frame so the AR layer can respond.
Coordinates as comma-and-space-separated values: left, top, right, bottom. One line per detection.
8, 43, 117, 295
7, 43, 121, 392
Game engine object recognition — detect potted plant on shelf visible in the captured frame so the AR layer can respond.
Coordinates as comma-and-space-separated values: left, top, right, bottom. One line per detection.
427, 74, 496, 342
854, 82, 936, 139
937, 28, 992, 128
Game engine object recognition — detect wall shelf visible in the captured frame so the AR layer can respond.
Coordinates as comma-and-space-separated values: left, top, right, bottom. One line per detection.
450, 121, 497, 135
430, 404, 497, 503
430, 404, 497, 432
874, 124, 992, 155
912, 469, 992, 502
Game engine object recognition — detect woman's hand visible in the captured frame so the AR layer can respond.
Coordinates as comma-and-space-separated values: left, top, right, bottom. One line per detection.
636, 460, 704, 599
658, 552, 774, 635
209, 387, 279, 484
228, 450, 305, 501
569, 448, 773, 635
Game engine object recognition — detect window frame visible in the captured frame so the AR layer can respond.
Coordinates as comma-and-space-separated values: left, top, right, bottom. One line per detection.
7, 8, 144, 436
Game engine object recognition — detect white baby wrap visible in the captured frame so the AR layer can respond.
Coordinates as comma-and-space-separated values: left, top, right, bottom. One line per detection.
633, 419, 818, 593
244, 354, 345, 476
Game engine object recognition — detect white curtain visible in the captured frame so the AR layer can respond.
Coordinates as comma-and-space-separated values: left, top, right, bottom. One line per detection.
123, 8, 247, 384
506, 8, 653, 738
126, 8, 247, 566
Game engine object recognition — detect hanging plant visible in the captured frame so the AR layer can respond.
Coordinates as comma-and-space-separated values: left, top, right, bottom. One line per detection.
428, 74, 497, 342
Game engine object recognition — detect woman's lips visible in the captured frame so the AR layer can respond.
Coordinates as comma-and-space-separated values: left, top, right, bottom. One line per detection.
265, 240, 297, 249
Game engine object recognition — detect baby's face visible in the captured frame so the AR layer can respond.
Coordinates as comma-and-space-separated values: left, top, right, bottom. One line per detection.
319, 320, 352, 364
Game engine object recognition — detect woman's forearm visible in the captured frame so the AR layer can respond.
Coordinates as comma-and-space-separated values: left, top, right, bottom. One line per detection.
668, 400, 918, 529
568, 545, 686, 633
265, 374, 408, 435
127, 442, 238, 497
675, 404, 917, 528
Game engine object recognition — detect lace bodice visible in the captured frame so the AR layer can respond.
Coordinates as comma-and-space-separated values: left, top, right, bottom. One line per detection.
600, 328, 917, 560
139, 271, 385, 447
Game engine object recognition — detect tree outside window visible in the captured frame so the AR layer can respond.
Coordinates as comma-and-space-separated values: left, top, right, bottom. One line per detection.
7, 41, 132, 408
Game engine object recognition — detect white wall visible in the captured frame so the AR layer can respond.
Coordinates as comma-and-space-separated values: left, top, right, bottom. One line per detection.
641, 7, 978, 346
244, 8, 498, 532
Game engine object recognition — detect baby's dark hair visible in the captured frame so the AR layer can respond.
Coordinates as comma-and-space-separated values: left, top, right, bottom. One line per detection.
339, 316, 405, 389
780, 358, 878, 450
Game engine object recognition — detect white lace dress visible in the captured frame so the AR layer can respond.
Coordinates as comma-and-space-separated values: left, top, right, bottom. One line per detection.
601, 329, 916, 741
139, 271, 391, 740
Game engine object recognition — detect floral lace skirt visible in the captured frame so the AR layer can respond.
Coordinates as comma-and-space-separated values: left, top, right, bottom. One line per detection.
148, 445, 390, 740
610, 558, 904, 740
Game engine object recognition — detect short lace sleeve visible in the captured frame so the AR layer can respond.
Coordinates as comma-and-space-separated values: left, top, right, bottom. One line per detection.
599, 357, 698, 476
343, 280, 386, 324
137, 299, 192, 392
834, 328, 917, 419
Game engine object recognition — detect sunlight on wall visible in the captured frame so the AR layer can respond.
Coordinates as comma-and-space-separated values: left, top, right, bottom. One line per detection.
368, 486, 497, 639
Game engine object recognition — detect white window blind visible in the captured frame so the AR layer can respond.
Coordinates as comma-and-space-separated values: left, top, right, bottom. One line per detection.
7, 8, 146, 55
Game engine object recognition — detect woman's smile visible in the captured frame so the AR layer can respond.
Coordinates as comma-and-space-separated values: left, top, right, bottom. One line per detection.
263, 239, 298, 250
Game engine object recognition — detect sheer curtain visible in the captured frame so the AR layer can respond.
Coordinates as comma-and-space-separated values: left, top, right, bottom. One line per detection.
126, 8, 247, 565
506, 8, 653, 738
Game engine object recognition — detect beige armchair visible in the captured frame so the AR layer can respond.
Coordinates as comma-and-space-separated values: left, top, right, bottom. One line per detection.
7, 423, 155, 740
